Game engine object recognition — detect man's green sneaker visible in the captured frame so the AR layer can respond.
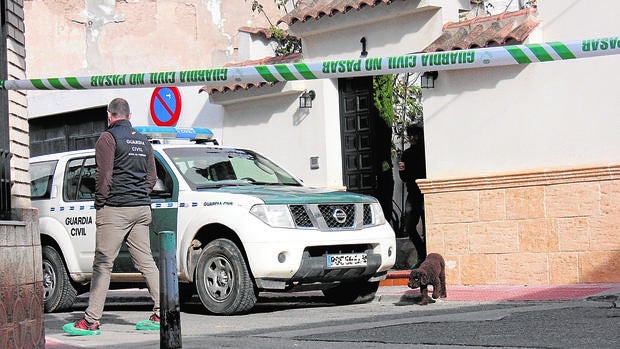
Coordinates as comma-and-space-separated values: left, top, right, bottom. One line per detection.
63, 318, 101, 336
136, 313, 160, 331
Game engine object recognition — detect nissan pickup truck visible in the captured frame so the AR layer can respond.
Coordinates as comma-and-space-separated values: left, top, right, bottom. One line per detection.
30, 127, 396, 314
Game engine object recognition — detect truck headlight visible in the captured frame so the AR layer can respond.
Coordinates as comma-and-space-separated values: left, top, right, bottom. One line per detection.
370, 202, 386, 226
250, 204, 295, 228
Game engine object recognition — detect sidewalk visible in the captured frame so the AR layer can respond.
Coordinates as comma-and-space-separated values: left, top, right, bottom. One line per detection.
379, 270, 620, 302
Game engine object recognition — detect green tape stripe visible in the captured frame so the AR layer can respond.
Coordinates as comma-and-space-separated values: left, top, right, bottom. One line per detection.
526, 44, 554, 62
505, 46, 532, 64
274, 64, 297, 81
66, 77, 86, 89
255, 66, 278, 82
48, 78, 67, 90
548, 42, 576, 60
506, 46, 533, 64
31, 79, 49, 90
293, 63, 317, 80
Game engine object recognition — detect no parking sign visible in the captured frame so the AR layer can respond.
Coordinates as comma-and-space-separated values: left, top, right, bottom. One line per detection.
150, 86, 182, 126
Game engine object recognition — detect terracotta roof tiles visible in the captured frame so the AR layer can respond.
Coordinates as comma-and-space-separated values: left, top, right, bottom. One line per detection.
423, 8, 539, 52
279, 0, 405, 25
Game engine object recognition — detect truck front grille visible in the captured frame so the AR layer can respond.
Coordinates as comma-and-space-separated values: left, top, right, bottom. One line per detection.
289, 203, 374, 231
290, 205, 313, 227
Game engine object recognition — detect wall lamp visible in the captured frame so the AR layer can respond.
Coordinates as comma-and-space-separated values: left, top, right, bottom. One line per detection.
299, 90, 316, 108
421, 71, 438, 89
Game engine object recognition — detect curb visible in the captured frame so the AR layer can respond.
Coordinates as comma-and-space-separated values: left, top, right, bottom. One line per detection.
380, 270, 411, 287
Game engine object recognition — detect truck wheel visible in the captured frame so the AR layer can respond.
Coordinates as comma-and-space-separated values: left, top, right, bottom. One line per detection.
42, 245, 77, 312
195, 239, 257, 315
322, 280, 380, 305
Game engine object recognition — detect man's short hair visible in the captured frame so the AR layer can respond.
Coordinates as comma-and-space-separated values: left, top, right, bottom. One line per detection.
107, 98, 131, 118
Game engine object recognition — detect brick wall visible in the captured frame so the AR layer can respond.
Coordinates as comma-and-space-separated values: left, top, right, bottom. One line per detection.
6, 0, 29, 209
420, 164, 620, 285
1, 2, 43, 348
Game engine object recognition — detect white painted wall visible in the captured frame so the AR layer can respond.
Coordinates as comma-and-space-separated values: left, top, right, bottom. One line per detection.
215, 78, 342, 188
27, 87, 224, 141
296, 6, 442, 59
422, 1, 620, 179
237, 31, 278, 62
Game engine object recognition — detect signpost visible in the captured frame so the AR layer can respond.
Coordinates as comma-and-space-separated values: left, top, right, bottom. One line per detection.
1, 37, 619, 91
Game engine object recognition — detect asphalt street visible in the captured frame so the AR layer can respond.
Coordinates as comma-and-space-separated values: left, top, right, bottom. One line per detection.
44, 284, 620, 349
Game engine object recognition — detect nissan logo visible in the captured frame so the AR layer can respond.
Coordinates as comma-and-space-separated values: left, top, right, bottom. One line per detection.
332, 208, 347, 223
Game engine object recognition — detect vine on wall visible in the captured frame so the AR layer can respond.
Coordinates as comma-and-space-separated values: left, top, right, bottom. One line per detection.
247, 0, 302, 56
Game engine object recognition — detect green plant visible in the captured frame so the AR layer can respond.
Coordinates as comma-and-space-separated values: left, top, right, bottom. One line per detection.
373, 75, 395, 127
247, 0, 302, 56
394, 73, 423, 156
373, 73, 423, 157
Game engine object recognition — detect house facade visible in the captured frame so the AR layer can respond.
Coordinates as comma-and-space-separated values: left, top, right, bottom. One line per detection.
13, 0, 620, 286
216, 0, 619, 285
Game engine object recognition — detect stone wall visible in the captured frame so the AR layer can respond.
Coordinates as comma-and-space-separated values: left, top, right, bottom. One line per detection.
421, 164, 620, 285
0, 208, 44, 348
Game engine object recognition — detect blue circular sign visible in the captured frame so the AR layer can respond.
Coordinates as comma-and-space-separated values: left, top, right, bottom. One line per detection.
150, 87, 182, 126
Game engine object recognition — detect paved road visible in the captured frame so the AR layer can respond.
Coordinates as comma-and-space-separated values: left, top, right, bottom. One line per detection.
45, 285, 619, 348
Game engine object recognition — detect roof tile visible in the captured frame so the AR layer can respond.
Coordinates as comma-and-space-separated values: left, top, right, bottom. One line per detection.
423, 8, 539, 52
238, 26, 276, 39
279, 0, 405, 25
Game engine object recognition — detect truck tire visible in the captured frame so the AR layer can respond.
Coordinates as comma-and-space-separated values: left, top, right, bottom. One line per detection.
322, 280, 380, 305
42, 245, 78, 312
195, 239, 257, 315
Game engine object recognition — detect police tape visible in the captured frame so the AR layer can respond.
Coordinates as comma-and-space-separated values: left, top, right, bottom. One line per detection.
1, 37, 618, 91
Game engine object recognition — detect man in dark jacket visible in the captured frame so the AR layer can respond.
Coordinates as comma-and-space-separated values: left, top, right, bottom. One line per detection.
64, 98, 160, 335
398, 124, 427, 269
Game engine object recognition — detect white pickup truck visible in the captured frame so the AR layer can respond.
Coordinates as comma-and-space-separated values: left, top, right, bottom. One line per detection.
30, 127, 396, 315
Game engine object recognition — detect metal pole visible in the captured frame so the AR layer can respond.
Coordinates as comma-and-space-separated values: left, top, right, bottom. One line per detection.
158, 231, 182, 349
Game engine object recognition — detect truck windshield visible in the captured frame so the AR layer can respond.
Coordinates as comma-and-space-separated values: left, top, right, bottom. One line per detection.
164, 147, 302, 189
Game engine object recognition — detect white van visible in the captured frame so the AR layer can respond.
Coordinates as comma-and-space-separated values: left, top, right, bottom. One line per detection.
30, 127, 396, 315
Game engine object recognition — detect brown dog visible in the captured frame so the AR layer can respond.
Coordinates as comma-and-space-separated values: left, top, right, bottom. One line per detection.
408, 253, 447, 305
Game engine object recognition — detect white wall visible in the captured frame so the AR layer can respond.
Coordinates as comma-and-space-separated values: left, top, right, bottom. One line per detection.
216, 78, 343, 188
28, 87, 225, 142
423, 1, 620, 179
237, 31, 278, 62
299, 6, 442, 60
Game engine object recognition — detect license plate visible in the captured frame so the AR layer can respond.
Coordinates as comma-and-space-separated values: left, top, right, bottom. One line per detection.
326, 253, 367, 268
